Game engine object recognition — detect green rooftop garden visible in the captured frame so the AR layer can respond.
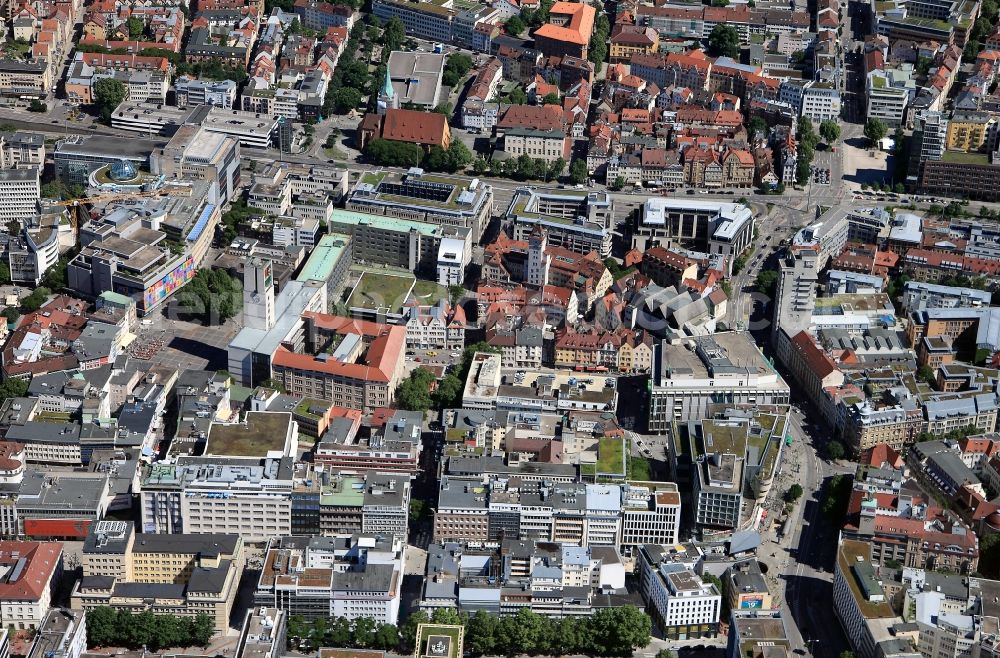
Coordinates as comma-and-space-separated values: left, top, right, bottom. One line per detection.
294, 398, 328, 420
596, 436, 626, 477
347, 272, 415, 311
411, 279, 448, 304
941, 150, 990, 164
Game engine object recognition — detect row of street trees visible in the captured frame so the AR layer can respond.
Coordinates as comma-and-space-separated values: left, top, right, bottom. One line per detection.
403, 607, 651, 657
87, 608, 214, 651
287, 615, 399, 650
470, 154, 566, 181
364, 139, 473, 172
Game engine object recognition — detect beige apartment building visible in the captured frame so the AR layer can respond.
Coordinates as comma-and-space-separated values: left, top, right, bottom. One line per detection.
502, 128, 568, 164
74, 520, 244, 631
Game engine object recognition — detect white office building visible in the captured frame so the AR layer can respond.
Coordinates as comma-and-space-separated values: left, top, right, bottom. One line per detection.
619, 483, 681, 551
140, 456, 295, 543
648, 333, 790, 432
632, 199, 755, 277
175, 77, 237, 109
801, 81, 841, 122
255, 534, 404, 624
639, 553, 721, 640
0, 169, 39, 222
867, 68, 914, 128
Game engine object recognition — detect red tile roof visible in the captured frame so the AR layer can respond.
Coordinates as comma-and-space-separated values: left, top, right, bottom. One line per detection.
533, 1, 596, 46
789, 330, 839, 379
498, 103, 566, 132
0, 442, 24, 474
0, 541, 62, 601
273, 314, 405, 384
380, 109, 449, 148
862, 443, 904, 469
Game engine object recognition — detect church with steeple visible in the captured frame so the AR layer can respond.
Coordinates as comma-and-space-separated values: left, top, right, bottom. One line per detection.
377, 69, 397, 114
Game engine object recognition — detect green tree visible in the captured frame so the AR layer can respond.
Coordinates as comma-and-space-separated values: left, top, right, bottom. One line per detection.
864, 117, 889, 147
432, 101, 453, 116
27, 99, 46, 112
542, 91, 560, 105
610, 175, 625, 191
819, 119, 841, 143
328, 617, 352, 647
399, 611, 429, 652
506, 87, 527, 104
785, 483, 804, 502
569, 158, 589, 185
588, 12, 610, 65
408, 499, 425, 522
657, 651, 677, 658
86, 606, 119, 647
547, 157, 566, 181
189, 614, 214, 647
754, 269, 779, 295
139, 47, 181, 62
979, 532, 1000, 578
748, 116, 768, 140
472, 156, 489, 175
174, 269, 242, 325
431, 608, 464, 625
93, 78, 128, 123
365, 138, 424, 168
447, 140, 473, 171
330, 86, 363, 113
21, 286, 51, 313
466, 610, 499, 656
552, 617, 582, 655
433, 372, 464, 409
443, 53, 473, 86
127, 16, 145, 38
505, 14, 526, 35
423, 146, 450, 172
374, 624, 398, 650
796, 151, 812, 184
383, 16, 406, 51
41, 253, 72, 291
0, 262, 10, 285
798, 116, 818, 149
826, 440, 846, 461
352, 617, 377, 648
708, 24, 740, 58
589, 606, 652, 654
0, 377, 28, 403
396, 367, 435, 411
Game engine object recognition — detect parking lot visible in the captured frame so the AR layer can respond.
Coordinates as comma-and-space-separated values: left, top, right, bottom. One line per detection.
810, 163, 830, 186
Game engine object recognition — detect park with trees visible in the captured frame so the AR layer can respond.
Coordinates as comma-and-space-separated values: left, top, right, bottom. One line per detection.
173, 269, 243, 325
